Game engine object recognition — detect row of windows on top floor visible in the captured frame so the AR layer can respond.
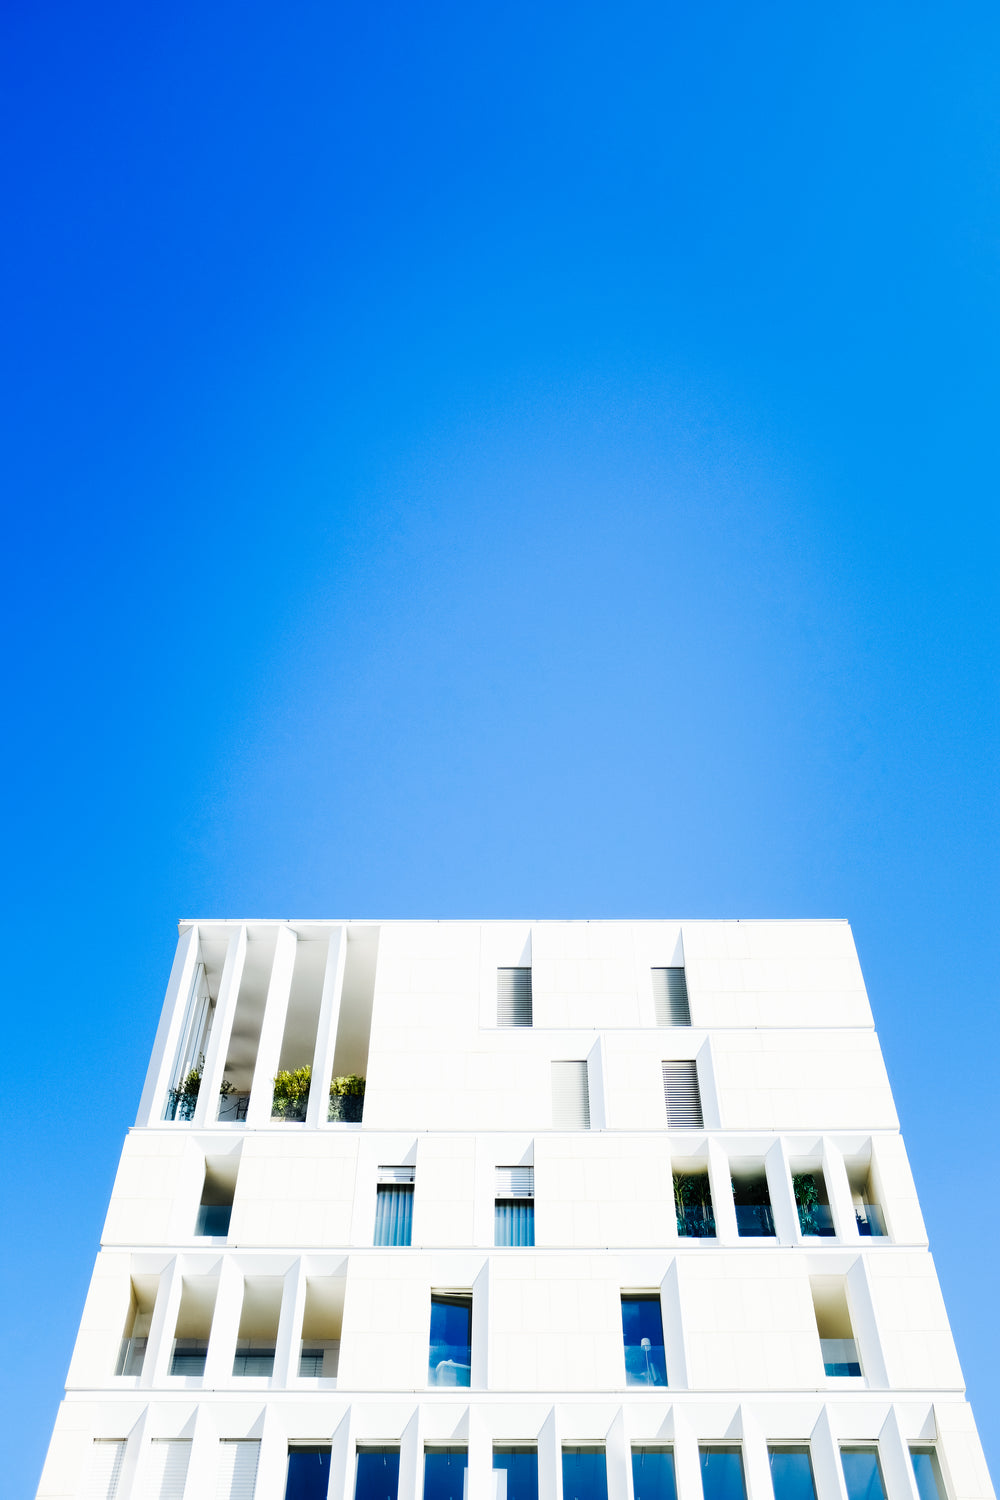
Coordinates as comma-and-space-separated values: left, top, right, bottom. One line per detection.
497, 967, 693, 1027
84, 1432, 949, 1500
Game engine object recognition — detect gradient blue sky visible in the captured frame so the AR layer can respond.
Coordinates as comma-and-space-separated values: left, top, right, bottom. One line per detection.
2, 3, 998, 1492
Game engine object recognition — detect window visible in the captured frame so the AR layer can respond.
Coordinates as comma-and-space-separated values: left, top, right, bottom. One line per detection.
355, 1448, 400, 1500
811, 1276, 861, 1376
374, 1166, 414, 1246
498, 967, 532, 1026
910, 1450, 946, 1500
196, 1156, 238, 1237
632, 1449, 676, 1500
621, 1294, 668, 1386
562, 1448, 609, 1500
840, 1450, 886, 1500
700, 1449, 746, 1500
494, 1447, 539, 1500
170, 1339, 208, 1375
215, 1441, 260, 1500
144, 1440, 191, 1500
662, 1062, 703, 1127
115, 1277, 156, 1375
552, 1061, 590, 1128
170, 1275, 217, 1375
792, 1171, 835, 1237
284, 1448, 331, 1500
673, 1170, 715, 1238
424, 1448, 467, 1500
731, 1168, 775, 1237
652, 968, 690, 1025
768, 1449, 817, 1500
428, 1293, 472, 1386
83, 1441, 126, 1500
495, 1166, 534, 1246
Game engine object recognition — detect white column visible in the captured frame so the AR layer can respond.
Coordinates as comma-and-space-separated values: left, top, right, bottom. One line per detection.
822, 1140, 860, 1242
255, 1406, 292, 1500
246, 926, 297, 1128
847, 1255, 889, 1389
306, 926, 347, 1128
765, 1138, 799, 1244
538, 1407, 560, 1500
467, 1403, 492, 1500
879, 1408, 923, 1500
661, 1259, 689, 1388
810, 1407, 850, 1500
707, 1139, 738, 1245
181, 1406, 219, 1500
273, 1258, 307, 1387
194, 925, 247, 1127
136, 925, 200, 1126
116, 1406, 150, 1500
606, 1408, 629, 1500
144, 1257, 181, 1387
203, 1257, 244, 1387
739, 1406, 775, 1500
672, 1407, 703, 1500
399, 1405, 422, 1500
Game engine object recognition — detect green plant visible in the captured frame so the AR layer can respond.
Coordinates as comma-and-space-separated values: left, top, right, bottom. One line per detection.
329, 1074, 366, 1097
792, 1173, 819, 1210
673, 1172, 710, 1216
272, 1065, 312, 1117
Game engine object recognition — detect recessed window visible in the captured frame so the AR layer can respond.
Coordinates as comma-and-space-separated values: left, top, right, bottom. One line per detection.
700, 1449, 746, 1500
621, 1294, 668, 1386
792, 1171, 835, 1237
424, 1448, 467, 1500
662, 1062, 703, 1128
232, 1277, 282, 1378
493, 1446, 539, 1500
115, 1276, 156, 1376
811, 1277, 862, 1377
144, 1440, 191, 1499
498, 967, 532, 1026
216, 1441, 260, 1500
840, 1449, 886, 1500
632, 1448, 676, 1500
195, 1156, 237, 1237
673, 1169, 715, 1238
428, 1293, 472, 1386
652, 968, 690, 1025
768, 1448, 817, 1500
552, 1061, 590, 1128
910, 1450, 946, 1500
731, 1167, 775, 1237
284, 1447, 331, 1500
169, 1275, 216, 1376
85, 1440, 126, 1500
562, 1447, 608, 1500
374, 1166, 414, 1247
495, 1166, 534, 1246
355, 1447, 400, 1500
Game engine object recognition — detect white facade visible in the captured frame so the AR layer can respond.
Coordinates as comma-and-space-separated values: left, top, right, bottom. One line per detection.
36, 919, 994, 1500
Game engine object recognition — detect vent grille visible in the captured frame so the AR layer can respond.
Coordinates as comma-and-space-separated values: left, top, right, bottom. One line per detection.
497, 967, 532, 1027
495, 1166, 534, 1198
662, 1061, 703, 1128
144, 1441, 191, 1500
215, 1441, 260, 1500
84, 1441, 126, 1500
652, 967, 691, 1026
552, 1061, 591, 1129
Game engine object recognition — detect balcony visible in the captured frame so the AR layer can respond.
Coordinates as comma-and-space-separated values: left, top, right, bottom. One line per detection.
797, 1203, 836, 1237
855, 1204, 886, 1237
624, 1339, 668, 1387
677, 1204, 716, 1238
298, 1339, 340, 1378
218, 1091, 250, 1123
164, 1089, 196, 1121
821, 1338, 861, 1377
114, 1336, 146, 1376
328, 1085, 365, 1122
734, 1203, 775, 1237
195, 1204, 231, 1237
428, 1343, 471, 1386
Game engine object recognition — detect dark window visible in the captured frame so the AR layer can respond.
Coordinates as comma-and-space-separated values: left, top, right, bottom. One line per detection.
700, 1449, 747, 1500
632, 1448, 677, 1500
911, 1451, 946, 1500
355, 1448, 400, 1500
169, 1339, 207, 1376
424, 1449, 467, 1500
562, 1448, 609, 1500
374, 1186, 413, 1246
841, 1450, 886, 1500
428, 1294, 472, 1386
769, 1449, 817, 1500
621, 1294, 668, 1386
493, 1447, 539, 1500
285, 1447, 331, 1500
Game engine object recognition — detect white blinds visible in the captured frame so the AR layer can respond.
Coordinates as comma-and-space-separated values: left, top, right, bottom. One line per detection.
144, 1440, 191, 1500
652, 967, 691, 1026
215, 1440, 260, 1500
377, 1164, 416, 1184
662, 1061, 703, 1127
83, 1441, 126, 1500
497, 968, 532, 1026
495, 1166, 534, 1198
551, 1061, 590, 1129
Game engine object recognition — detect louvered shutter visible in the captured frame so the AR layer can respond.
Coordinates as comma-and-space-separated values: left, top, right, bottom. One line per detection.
495, 1166, 534, 1198
497, 968, 532, 1026
551, 1061, 590, 1128
83, 1441, 126, 1500
662, 1061, 703, 1127
215, 1440, 260, 1500
144, 1440, 191, 1500
652, 968, 691, 1026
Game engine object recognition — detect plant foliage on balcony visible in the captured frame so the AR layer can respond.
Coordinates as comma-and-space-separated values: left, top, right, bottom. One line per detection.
272, 1065, 313, 1118
329, 1074, 366, 1096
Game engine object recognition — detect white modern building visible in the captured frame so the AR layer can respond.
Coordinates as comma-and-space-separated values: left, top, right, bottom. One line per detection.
36, 919, 994, 1500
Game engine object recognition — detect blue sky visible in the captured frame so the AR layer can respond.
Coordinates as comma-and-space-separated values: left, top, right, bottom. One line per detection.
2, 2, 998, 1491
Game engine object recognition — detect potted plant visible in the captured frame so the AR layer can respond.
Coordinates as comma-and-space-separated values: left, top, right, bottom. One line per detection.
673, 1172, 715, 1238
793, 1172, 820, 1234
272, 1065, 312, 1121
167, 1056, 234, 1121
328, 1074, 365, 1122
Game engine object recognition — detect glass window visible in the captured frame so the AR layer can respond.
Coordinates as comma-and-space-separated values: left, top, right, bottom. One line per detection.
355, 1448, 399, 1500
374, 1186, 413, 1246
911, 1451, 946, 1500
285, 1447, 331, 1500
562, 1447, 609, 1500
495, 1199, 534, 1246
632, 1448, 677, 1500
621, 1294, 668, 1386
493, 1446, 538, 1500
769, 1449, 817, 1500
841, 1449, 886, 1500
700, 1448, 747, 1500
423, 1448, 467, 1500
428, 1294, 472, 1386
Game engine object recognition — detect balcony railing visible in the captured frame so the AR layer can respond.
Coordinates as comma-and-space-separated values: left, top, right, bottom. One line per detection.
114, 1336, 147, 1376
218, 1091, 250, 1123
797, 1203, 836, 1237
677, 1205, 716, 1238
624, 1340, 668, 1386
233, 1344, 276, 1377
855, 1204, 886, 1237
734, 1203, 775, 1237
170, 1339, 208, 1376
821, 1338, 862, 1376
272, 1091, 309, 1122
428, 1343, 472, 1386
195, 1204, 232, 1237
164, 1090, 196, 1121
298, 1339, 340, 1378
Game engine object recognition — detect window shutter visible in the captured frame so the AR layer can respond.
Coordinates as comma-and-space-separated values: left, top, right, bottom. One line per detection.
662, 1061, 703, 1127
652, 968, 691, 1026
83, 1441, 126, 1500
495, 1166, 534, 1198
378, 1165, 416, 1184
144, 1440, 191, 1500
497, 968, 532, 1026
215, 1441, 260, 1500
552, 1061, 590, 1129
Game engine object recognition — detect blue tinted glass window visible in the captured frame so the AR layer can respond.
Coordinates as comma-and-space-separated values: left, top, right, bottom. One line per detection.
632, 1448, 677, 1500
285, 1448, 331, 1500
428, 1296, 472, 1386
769, 1450, 817, 1500
911, 1452, 945, 1500
374, 1187, 413, 1246
700, 1448, 746, 1500
562, 1447, 609, 1500
495, 1200, 535, 1246
493, 1447, 538, 1500
355, 1448, 399, 1500
841, 1450, 886, 1500
424, 1448, 467, 1500
621, 1296, 668, 1387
